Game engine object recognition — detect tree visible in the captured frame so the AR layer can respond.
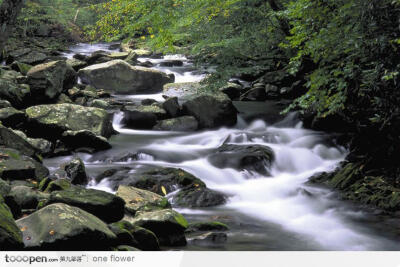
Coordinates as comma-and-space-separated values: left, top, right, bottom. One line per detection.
0, 0, 24, 53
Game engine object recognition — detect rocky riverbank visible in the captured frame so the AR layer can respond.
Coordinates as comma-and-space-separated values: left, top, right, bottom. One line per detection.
0, 37, 399, 251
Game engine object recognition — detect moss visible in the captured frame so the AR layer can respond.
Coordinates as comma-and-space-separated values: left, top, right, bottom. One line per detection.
44, 179, 71, 193
174, 213, 188, 229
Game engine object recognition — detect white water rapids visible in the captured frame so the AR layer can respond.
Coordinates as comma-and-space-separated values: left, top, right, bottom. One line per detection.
47, 43, 400, 251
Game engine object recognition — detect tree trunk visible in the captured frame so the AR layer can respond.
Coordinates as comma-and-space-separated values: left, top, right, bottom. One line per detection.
0, 0, 25, 53
266, 0, 291, 36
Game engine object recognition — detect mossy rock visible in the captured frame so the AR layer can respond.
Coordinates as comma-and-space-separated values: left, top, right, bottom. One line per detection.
42, 186, 125, 223
25, 104, 114, 140
116, 186, 171, 215
42, 179, 71, 193
16, 203, 117, 250
9, 186, 50, 210
0, 196, 23, 250
0, 125, 40, 160
124, 209, 187, 246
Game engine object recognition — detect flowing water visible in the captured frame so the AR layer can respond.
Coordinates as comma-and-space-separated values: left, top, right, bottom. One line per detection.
46, 43, 400, 251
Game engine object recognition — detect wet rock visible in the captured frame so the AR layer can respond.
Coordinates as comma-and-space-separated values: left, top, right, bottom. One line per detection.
60, 158, 88, 185
162, 97, 181, 117
265, 84, 280, 99
190, 232, 227, 245
208, 144, 274, 175
124, 209, 187, 246
85, 50, 112, 65
219, 82, 243, 100
116, 186, 171, 215
153, 116, 198, 132
182, 94, 237, 129
61, 130, 111, 153
66, 58, 87, 71
16, 203, 117, 250
174, 187, 226, 208
0, 107, 26, 128
0, 196, 23, 250
240, 87, 267, 101
138, 61, 154, 68
186, 221, 229, 234
141, 99, 158, 106
26, 61, 68, 102
78, 60, 171, 94
109, 220, 159, 251
159, 60, 184, 67
109, 52, 130, 60
25, 104, 114, 140
122, 105, 167, 130
42, 186, 125, 223
0, 147, 48, 181
63, 64, 78, 90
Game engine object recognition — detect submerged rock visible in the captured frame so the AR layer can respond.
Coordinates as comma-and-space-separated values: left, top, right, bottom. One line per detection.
124, 209, 188, 246
78, 60, 172, 94
25, 104, 114, 140
208, 144, 274, 176
16, 203, 117, 250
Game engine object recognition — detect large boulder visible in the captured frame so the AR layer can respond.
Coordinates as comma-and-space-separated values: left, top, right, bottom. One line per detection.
0, 125, 39, 159
26, 61, 68, 102
25, 104, 114, 140
78, 60, 172, 94
182, 94, 237, 129
61, 130, 111, 153
208, 144, 274, 176
0, 196, 23, 250
16, 203, 117, 250
116, 186, 170, 215
124, 209, 188, 246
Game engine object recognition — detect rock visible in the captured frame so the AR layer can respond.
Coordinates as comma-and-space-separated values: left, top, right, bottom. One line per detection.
62, 158, 88, 185
122, 105, 167, 130
61, 130, 111, 153
15, 51, 47, 65
141, 99, 158, 106
63, 64, 78, 90
0, 147, 49, 181
56, 93, 73, 104
0, 100, 11, 109
90, 99, 111, 110
265, 84, 280, 99
9, 186, 49, 210
186, 221, 229, 234
42, 179, 72, 193
7, 48, 32, 62
0, 79, 30, 108
209, 144, 274, 175
131, 49, 152, 57
125, 209, 187, 246
138, 61, 154, 68
182, 94, 237, 129
116, 167, 226, 208
0, 196, 23, 250
173, 187, 226, 208
42, 186, 125, 223
0, 178, 11, 196
25, 104, 114, 140
0, 126, 39, 159
78, 60, 171, 94
10, 61, 32, 75
0, 107, 26, 128
219, 82, 243, 100
109, 220, 159, 250
66, 58, 87, 71
11, 130, 53, 156
16, 203, 117, 250
162, 97, 181, 117
153, 116, 198, 132
109, 52, 129, 60
26, 61, 68, 102
240, 87, 267, 101
190, 232, 227, 245
85, 50, 111, 65
116, 186, 170, 215
159, 60, 184, 67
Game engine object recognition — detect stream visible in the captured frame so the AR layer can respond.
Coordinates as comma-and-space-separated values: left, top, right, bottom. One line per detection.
47, 43, 400, 251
